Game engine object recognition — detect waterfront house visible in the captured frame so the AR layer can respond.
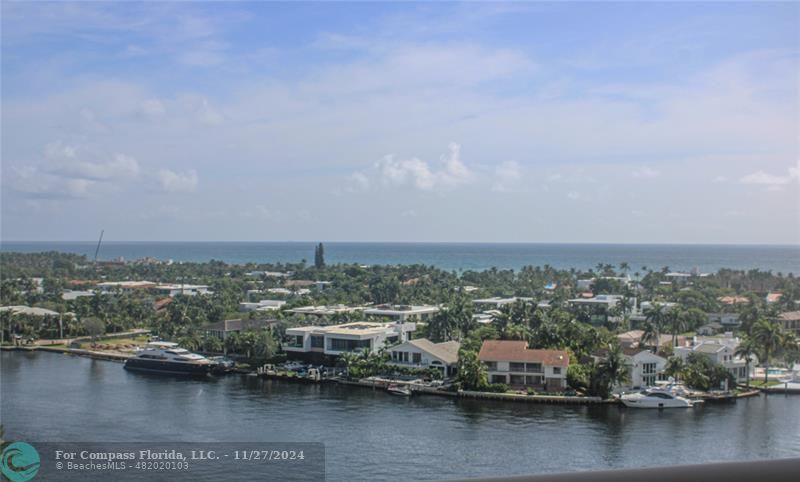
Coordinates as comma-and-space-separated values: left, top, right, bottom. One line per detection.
283, 321, 416, 363
362, 304, 440, 322
388, 338, 460, 377
624, 350, 668, 388
674, 335, 750, 383
478, 340, 569, 391
616, 330, 676, 352
203, 318, 279, 341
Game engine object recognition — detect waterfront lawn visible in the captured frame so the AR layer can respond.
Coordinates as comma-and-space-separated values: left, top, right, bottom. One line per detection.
747, 380, 784, 388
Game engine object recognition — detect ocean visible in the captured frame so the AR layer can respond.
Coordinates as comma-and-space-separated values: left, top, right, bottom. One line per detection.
2, 241, 799, 274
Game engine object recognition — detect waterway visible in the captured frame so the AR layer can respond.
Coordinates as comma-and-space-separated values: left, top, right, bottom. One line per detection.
2, 351, 799, 481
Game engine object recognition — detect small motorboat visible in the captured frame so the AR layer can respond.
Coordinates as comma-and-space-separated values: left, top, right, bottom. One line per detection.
621, 387, 697, 408
387, 384, 412, 396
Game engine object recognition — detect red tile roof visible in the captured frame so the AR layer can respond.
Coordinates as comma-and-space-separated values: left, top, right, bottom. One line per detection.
478, 340, 569, 367
779, 311, 800, 322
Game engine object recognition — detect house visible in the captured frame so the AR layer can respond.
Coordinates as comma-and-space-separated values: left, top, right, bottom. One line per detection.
95, 281, 157, 293
267, 287, 310, 296
363, 304, 440, 322
766, 292, 783, 304
674, 335, 750, 383
472, 297, 533, 308
624, 350, 669, 388
240, 300, 286, 312
154, 284, 212, 297
478, 340, 569, 391
777, 311, 800, 336
203, 318, 279, 340
282, 321, 416, 363
568, 295, 624, 324
697, 322, 723, 336
718, 296, 750, 306
706, 312, 740, 328
61, 289, 95, 301
287, 305, 364, 317
616, 330, 676, 352
388, 338, 460, 377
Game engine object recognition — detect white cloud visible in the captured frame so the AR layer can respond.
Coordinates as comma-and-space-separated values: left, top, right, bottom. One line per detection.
631, 166, 661, 179
349, 171, 370, 190
377, 143, 473, 191
156, 169, 199, 193
492, 160, 522, 192
739, 161, 800, 188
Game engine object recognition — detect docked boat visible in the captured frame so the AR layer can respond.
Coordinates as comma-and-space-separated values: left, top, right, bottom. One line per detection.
387, 384, 412, 396
621, 387, 697, 408
124, 342, 211, 376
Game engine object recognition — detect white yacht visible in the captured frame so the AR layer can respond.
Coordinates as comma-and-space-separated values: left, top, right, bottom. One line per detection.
621, 387, 698, 408
124, 342, 212, 375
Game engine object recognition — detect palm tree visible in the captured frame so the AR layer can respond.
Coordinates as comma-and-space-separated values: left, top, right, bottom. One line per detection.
592, 343, 629, 398
668, 308, 686, 347
664, 356, 684, 382
751, 319, 785, 384
734, 336, 758, 388
643, 304, 667, 352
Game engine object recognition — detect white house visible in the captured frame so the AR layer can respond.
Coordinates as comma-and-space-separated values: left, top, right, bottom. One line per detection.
155, 284, 212, 297
478, 340, 569, 391
706, 312, 741, 328
240, 300, 286, 312
287, 305, 364, 317
674, 336, 750, 383
472, 297, 533, 308
624, 350, 669, 388
363, 304, 440, 322
388, 338, 460, 377
283, 321, 416, 361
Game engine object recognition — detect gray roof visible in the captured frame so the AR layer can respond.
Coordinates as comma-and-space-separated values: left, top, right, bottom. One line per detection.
406, 338, 460, 365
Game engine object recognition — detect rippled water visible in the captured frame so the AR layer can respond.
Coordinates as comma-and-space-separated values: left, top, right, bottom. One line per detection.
2, 352, 799, 481
2, 241, 799, 273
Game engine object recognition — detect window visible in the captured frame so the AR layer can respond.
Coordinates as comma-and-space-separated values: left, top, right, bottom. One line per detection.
552, 367, 561, 375
642, 362, 656, 375
509, 374, 526, 385
526, 363, 543, 373
509, 362, 525, 372
490, 374, 506, 384
310, 335, 324, 348
412, 353, 421, 364
328, 338, 371, 352
403, 351, 409, 362
485, 361, 497, 371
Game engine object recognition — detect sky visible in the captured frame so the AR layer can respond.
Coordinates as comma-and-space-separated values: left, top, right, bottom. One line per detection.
1, 1, 798, 244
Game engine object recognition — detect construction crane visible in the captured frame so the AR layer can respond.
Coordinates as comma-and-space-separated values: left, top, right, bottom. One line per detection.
93, 229, 104, 264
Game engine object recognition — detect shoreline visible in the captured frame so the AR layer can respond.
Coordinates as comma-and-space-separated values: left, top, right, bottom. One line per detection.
3, 346, 765, 405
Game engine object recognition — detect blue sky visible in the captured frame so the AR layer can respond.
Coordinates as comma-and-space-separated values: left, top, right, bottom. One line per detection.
2, 1, 798, 243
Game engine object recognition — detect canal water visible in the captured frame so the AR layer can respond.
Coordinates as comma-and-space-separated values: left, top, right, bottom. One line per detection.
2, 351, 799, 481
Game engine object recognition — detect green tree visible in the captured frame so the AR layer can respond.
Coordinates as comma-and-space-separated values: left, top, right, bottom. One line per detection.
83, 317, 105, 345
456, 349, 488, 390
734, 336, 758, 388
751, 319, 785, 384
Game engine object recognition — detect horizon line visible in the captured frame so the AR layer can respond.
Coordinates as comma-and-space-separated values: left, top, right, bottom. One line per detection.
2, 240, 799, 247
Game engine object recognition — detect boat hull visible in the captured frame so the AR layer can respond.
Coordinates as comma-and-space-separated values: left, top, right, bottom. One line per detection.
124, 358, 210, 376
621, 398, 693, 408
